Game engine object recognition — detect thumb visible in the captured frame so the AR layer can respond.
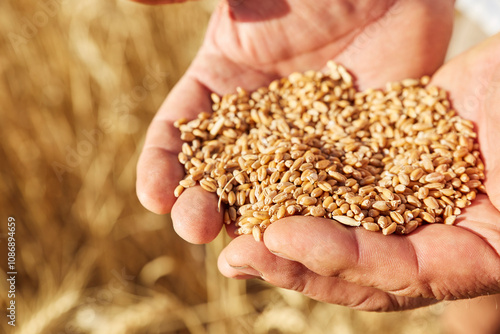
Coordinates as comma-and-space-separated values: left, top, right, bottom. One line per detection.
430, 33, 500, 210
481, 62, 500, 209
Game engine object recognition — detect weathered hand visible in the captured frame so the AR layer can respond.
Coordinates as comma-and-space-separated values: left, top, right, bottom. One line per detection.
136, 0, 454, 244
218, 34, 500, 311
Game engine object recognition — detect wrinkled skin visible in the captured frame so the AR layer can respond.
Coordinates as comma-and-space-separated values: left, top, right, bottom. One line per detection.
135, 0, 500, 311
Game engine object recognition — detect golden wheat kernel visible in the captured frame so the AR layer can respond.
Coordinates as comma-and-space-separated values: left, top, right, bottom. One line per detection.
228, 206, 237, 221
372, 201, 390, 211
236, 191, 246, 206
315, 160, 332, 169
351, 204, 362, 215
359, 175, 375, 186
459, 173, 470, 183
328, 171, 347, 183
374, 216, 386, 228
356, 211, 366, 220
476, 184, 486, 194
274, 205, 285, 219
252, 225, 263, 242
223, 210, 231, 225
417, 188, 429, 201
336, 186, 349, 196
362, 222, 380, 232
178, 152, 189, 165
249, 171, 258, 183
225, 190, 235, 206
272, 192, 290, 204
425, 182, 445, 190
381, 222, 397, 235
282, 184, 296, 194
464, 153, 476, 165
310, 206, 326, 217
454, 166, 467, 175
367, 208, 379, 217
443, 215, 457, 225
269, 171, 280, 184
350, 196, 363, 205
322, 196, 334, 207
393, 184, 406, 193
332, 215, 360, 226
378, 187, 394, 201
179, 178, 196, 188
398, 173, 410, 186
402, 210, 413, 223
423, 197, 440, 210
309, 188, 323, 198
440, 188, 455, 197
174, 185, 185, 198
259, 219, 271, 230
451, 178, 462, 188
243, 216, 262, 226
421, 159, 434, 172
284, 205, 297, 215
302, 182, 314, 194
339, 203, 349, 214
440, 196, 454, 207
200, 179, 217, 193
425, 172, 445, 183
394, 202, 405, 213
390, 211, 404, 225
466, 191, 476, 201
358, 198, 371, 210
306, 172, 319, 184
397, 224, 410, 235
316, 181, 332, 192
420, 212, 436, 223
343, 164, 354, 174
299, 196, 317, 206
325, 202, 337, 212
405, 220, 419, 232
298, 162, 314, 172
241, 208, 255, 218
455, 198, 469, 208
252, 211, 269, 220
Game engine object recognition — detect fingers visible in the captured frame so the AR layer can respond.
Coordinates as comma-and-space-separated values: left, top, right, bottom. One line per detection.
455, 195, 500, 256
335, 0, 455, 89
136, 73, 226, 243
136, 75, 211, 214
262, 207, 500, 300
430, 33, 500, 125
430, 33, 500, 210
171, 186, 223, 244
219, 235, 434, 311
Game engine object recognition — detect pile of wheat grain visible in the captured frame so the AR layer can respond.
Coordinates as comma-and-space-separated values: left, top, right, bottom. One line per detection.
175, 62, 484, 240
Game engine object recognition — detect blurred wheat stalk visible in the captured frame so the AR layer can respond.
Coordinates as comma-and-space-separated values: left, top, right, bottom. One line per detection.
0, 1, 443, 333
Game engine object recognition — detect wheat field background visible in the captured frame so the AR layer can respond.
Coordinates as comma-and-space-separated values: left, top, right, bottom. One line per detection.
0, 1, 488, 333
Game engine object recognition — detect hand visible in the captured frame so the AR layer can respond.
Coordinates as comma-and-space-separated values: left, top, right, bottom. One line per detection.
219, 34, 500, 311
136, 0, 455, 245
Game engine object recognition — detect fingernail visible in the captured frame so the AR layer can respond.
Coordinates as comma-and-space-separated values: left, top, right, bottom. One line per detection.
269, 250, 294, 261
230, 265, 261, 277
